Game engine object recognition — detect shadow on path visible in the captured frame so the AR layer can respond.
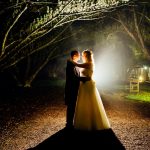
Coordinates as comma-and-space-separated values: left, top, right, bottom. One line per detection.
28, 128, 125, 150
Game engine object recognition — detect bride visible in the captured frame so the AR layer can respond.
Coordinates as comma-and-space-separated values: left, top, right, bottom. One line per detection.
72, 49, 111, 130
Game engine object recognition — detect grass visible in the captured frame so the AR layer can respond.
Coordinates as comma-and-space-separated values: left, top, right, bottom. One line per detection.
123, 82, 150, 102
105, 81, 150, 103
33, 79, 150, 103
125, 91, 150, 102
125, 82, 150, 102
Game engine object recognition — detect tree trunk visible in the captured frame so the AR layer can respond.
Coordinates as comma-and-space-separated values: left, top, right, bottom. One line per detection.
117, 11, 150, 60
23, 48, 56, 87
133, 9, 150, 59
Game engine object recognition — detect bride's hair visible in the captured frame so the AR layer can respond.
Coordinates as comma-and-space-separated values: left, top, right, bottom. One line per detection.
82, 49, 94, 63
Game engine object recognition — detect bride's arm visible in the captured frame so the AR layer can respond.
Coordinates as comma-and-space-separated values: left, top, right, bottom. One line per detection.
69, 59, 90, 68
75, 62, 90, 68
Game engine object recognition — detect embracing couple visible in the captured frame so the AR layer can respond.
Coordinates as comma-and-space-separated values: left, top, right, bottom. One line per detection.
64, 49, 110, 130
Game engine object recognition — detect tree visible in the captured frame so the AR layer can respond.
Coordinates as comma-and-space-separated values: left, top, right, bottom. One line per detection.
0, 0, 138, 87
110, 1, 150, 60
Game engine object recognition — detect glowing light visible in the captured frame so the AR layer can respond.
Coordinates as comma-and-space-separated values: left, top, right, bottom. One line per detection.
93, 47, 122, 88
144, 66, 147, 70
139, 76, 143, 82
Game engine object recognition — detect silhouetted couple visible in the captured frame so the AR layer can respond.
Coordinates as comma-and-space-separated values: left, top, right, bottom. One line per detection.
64, 49, 110, 130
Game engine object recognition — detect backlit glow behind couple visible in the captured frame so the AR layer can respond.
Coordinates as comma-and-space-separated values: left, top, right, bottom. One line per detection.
64, 49, 110, 130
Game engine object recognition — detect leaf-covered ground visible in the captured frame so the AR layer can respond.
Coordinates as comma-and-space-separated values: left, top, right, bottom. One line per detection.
0, 86, 150, 150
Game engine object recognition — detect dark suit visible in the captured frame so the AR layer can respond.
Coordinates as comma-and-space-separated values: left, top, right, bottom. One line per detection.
64, 60, 80, 128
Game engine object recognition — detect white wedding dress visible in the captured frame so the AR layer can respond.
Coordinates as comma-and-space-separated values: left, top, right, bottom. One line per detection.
74, 66, 111, 130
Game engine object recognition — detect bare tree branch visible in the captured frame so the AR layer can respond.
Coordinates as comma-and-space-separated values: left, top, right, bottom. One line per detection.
1, 5, 28, 57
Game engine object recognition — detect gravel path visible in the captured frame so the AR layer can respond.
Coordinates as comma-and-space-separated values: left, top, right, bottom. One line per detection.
0, 87, 150, 150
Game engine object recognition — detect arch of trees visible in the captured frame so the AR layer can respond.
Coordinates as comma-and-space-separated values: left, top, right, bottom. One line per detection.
0, 0, 149, 87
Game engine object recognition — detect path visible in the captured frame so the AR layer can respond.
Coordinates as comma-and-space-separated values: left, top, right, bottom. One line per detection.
0, 87, 149, 150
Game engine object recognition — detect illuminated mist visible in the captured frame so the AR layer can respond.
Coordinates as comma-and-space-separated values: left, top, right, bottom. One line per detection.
92, 33, 129, 88
68, 23, 131, 89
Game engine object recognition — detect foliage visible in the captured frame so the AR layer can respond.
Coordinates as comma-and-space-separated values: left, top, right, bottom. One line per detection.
0, 0, 132, 71
0, 0, 149, 87
114, 82, 150, 102
110, 1, 150, 60
126, 91, 150, 102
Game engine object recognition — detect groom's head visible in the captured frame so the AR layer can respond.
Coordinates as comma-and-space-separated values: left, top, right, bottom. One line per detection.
71, 50, 80, 62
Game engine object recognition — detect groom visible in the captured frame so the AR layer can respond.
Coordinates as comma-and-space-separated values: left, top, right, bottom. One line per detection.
64, 50, 90, 129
